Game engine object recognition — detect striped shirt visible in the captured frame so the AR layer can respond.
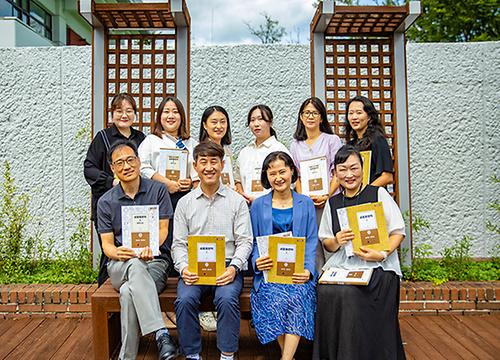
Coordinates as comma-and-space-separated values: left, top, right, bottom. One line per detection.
172, 183, 253, 273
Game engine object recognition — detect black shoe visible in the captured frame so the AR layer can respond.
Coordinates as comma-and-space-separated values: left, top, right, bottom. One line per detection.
156, 333, 179, 360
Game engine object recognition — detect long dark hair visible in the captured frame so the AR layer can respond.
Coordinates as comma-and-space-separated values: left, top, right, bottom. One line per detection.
345, 95, 385, 151
152, 96, 189, 140
247, 104, 277, 138
293, 97, 333, 141
199, 106, 232, 146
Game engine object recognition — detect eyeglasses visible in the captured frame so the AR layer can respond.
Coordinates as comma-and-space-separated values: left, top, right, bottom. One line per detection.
114, 110, 135, 116
112, 156, 138, 169
301, 111, 320, 118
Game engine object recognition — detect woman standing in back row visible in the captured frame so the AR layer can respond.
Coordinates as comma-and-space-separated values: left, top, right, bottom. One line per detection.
84, 93, 146, 286
199, 105, 243, 194
238, 105, 289, 203
346, 95, 394, 187
138, 96, 197, 257
289, 97, 342, 270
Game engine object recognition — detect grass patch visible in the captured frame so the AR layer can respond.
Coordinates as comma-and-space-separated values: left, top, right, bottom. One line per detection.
0, 161, 97, 284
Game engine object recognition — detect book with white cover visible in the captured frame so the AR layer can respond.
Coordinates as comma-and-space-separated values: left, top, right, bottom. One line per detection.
319, 267, 373, 285
121, 205, 160, 256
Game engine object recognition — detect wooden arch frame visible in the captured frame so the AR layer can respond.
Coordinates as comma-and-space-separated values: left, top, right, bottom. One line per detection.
79, 0, 190, 135
310, 0, 420, 261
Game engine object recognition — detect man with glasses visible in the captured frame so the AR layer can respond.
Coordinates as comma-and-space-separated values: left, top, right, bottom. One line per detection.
97, 140, 178, 360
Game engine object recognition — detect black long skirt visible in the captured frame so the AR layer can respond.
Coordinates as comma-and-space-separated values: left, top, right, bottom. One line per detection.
312, 268, 405, 360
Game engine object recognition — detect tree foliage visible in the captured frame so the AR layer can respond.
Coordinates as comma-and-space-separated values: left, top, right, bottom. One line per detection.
313, 0, 499, 42
245, 12, 286, 44
407, 0, 500, 42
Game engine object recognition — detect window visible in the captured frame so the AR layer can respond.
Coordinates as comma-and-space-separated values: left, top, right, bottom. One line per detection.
1, 0, 52, 40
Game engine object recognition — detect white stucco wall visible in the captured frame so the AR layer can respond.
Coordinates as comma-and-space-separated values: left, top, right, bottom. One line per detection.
0, 46, 91, 252
407, 42, 500, 257
0, 42, 498, 257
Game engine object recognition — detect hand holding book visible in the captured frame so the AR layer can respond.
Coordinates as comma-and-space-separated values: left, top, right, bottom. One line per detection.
353, 246, 388, 262
255, 256, 273, 271
215, 266, 237, 286
292, 269, 311, 284
181, 267, 199, 285
335, 229, 355, 247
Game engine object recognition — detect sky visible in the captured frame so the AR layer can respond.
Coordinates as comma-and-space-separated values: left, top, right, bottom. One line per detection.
185, 0, 318, 45
185, 1, 381, 45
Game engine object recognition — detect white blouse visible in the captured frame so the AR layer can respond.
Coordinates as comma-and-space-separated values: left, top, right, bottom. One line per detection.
237, 135, 290, 197
318, 187, 406, 276
138, 133, 198, 180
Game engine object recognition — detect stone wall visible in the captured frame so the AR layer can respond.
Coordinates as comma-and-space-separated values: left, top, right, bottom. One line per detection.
0, 42, 498, 257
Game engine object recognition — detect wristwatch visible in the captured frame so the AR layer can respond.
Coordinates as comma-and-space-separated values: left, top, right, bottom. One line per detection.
229, 264, 240, 274
380, 251, 388, 262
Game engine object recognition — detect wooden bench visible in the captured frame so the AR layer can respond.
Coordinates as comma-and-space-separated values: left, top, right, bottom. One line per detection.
92, 277, 253, 360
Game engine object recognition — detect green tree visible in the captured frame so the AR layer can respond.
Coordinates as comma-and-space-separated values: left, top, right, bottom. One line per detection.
407, 0, 500, 42
245, 12, 286, 44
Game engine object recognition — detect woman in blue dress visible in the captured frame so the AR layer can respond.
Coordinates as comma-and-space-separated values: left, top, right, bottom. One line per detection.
250, 151, 317, 360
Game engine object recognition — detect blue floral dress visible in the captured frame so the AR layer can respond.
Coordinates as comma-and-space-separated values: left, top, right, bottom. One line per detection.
250, 207, 316, 344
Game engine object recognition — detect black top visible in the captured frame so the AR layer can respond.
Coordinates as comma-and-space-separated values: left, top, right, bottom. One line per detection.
349, 133, 393, 184
97, 177, 173, 260
83, 124, 145, 221
328, 185, 379, 236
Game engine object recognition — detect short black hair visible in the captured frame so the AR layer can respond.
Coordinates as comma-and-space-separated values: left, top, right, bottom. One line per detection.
199, 105, 232, 146
193, 141, 225, 162
334, 145, 363, 168
260, 151, 298, 189
107, 140, 138, 164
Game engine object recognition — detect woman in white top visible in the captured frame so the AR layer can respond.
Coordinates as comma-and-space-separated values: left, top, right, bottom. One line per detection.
199, 105, 243, 194
138, 96, 198, 251
313, 144, 406, 360
238, 105, 289, 203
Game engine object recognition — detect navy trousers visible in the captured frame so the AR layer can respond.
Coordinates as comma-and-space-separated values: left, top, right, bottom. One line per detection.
174, 274, 243, 355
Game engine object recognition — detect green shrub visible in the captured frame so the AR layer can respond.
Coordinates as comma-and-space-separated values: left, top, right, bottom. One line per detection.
0, 161, 97, 284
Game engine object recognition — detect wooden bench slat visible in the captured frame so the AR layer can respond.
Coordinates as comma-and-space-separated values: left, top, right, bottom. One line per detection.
92, 277, 253, 360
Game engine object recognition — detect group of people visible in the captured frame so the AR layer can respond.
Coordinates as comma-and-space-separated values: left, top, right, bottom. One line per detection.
84, 93, 406, 360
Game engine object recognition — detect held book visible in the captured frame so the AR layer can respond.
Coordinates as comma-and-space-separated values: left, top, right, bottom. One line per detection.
245, 165, 265, 197
187, 235, 226, 285
268, 235, 305, 285
299, 156, 329, 196
359, 150, 372, 187
221, 155, 235, 188
158, 148, 189, 182
319, 267, 373, 285
256, 231, 292, 283
337, 202, 390, 256
121, 205, 160, 256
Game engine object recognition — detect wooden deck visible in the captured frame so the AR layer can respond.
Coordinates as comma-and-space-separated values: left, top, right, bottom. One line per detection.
0, 314, 498, 359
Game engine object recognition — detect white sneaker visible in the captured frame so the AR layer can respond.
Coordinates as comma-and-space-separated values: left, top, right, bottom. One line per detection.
199, 311, 217, 332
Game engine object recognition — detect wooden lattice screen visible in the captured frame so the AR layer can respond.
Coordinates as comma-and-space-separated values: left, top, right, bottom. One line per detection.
310, 2, 416, 203
324, 37, 397, 197
105, 32, 177, 133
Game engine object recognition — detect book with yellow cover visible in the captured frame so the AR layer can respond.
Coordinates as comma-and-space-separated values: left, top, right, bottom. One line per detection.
359, 150, 372, 187
187, 235, 226, 285
337, 202, 390, 253
268, 236, 305, 284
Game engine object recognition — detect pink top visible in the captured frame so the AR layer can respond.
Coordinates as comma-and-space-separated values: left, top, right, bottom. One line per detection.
289, 132, 343, 181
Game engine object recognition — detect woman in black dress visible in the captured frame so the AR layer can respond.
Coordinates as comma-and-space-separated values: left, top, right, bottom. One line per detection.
346, 95, 394, 187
